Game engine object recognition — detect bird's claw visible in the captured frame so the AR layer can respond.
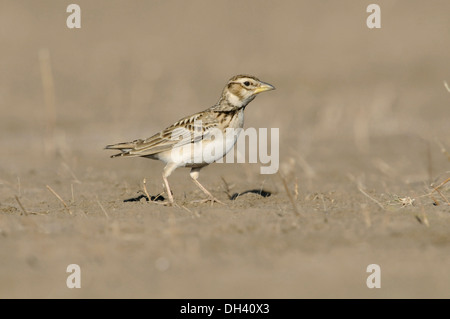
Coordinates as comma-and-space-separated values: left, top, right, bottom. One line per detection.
191, 197, 226, 206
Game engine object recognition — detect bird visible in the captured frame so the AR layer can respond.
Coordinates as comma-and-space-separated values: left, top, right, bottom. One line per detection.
105, 74, 275, 205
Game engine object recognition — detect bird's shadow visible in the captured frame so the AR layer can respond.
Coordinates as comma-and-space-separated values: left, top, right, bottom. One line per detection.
228, 189, 271, 200
123, 189, 271, 203
123, 193, 165, 202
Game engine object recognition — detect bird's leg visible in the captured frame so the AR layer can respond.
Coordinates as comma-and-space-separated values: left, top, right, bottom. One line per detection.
162, 163, 178, 206
162, 174, 174, 204
190, 168, 225, 205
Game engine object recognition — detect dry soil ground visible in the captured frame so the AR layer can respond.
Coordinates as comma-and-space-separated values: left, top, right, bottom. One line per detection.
0, 1, 449, 298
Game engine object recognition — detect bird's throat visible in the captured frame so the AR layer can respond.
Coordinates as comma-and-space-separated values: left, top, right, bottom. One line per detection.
216, 93, 254, 111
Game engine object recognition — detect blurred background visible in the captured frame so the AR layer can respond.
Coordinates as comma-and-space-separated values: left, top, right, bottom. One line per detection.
2, 0, 449, 168
0, 0, 449, 298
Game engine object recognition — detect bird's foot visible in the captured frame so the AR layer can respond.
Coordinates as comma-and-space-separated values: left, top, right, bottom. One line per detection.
146, 191, 179, 207
191, 197, 225, 206
167, 200, 181, 208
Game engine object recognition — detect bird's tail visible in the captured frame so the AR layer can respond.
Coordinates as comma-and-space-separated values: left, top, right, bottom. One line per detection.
105, 142, 137, 158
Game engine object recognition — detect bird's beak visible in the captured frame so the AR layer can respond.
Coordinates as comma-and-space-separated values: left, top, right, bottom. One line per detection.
254, 81, 275, 94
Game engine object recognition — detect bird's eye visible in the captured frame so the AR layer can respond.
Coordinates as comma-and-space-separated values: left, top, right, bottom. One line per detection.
244, 81, 250, 87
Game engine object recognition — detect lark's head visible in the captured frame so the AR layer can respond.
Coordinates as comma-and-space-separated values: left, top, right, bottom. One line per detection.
217, 75, 275, 110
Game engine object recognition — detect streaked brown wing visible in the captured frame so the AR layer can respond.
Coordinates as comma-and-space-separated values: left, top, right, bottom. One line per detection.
106, 110, 219, 158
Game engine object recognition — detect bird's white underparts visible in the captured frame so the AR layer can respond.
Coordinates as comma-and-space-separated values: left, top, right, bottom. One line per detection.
164, 120, 279, 175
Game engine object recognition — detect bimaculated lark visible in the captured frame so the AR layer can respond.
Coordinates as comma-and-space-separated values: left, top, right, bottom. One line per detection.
106, 75, 275, 205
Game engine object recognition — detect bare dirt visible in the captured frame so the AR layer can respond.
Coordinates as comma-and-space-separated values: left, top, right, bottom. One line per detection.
1, 1, 449, 298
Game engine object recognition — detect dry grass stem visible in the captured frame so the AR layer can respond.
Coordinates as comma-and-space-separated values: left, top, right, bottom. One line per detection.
278, 172, 300, 216
358, 187, 385, 210
17, 176, 21, 196
294, 178, 299, 201
444, 81, 450, 93
404, 176, 450, 206
15, 195, 28, 216
71, 183, 75, 203
180, 205, 194, 214
431, 180, 450, 205
39, 48, 57, 153
425, 177, 450, 205
46, 185, 73, 215
96, 197, 109, 218
430, 194, 439, 206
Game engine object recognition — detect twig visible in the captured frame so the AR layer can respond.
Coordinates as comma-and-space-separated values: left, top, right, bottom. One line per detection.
278, 172, 300, 216
358, 187, 385, 210
46, 185, 73, 215
15, 195, 28, 216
